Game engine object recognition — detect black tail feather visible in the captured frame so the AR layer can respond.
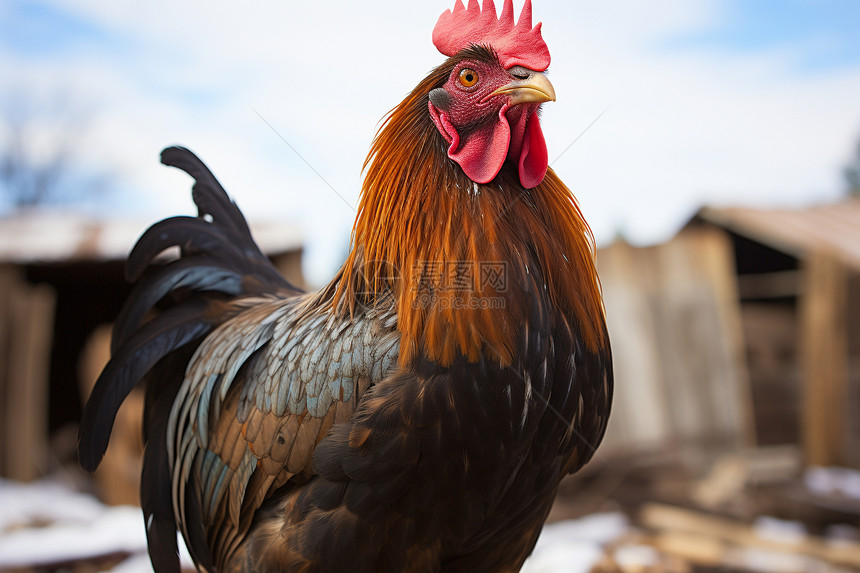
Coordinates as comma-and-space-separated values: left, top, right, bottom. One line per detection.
79, 301, 215, 472
126, 216, 245, 282
160, 146, 256, 248
111, 257, 244, 354
141, 439, 181, 573
157, 147, 297, 292
81, 146, 297, 469
140, 343, 196, 573
79, 146, 302, 571
99, 145, 299, 354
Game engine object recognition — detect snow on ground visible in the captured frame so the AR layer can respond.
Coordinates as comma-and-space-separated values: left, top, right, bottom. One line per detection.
805, 466, 860, 500
521, 512, 630, 573
0, 476, 628, 572
0, 477, 193, 571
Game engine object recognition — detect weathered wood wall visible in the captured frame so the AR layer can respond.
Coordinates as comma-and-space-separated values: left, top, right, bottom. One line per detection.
596, 230, 753, 459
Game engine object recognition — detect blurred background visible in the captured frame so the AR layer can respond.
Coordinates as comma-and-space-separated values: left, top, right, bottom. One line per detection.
1, 0, 859, 571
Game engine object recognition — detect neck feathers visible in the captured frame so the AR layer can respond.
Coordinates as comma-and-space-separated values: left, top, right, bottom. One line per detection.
334, 67, 605, 367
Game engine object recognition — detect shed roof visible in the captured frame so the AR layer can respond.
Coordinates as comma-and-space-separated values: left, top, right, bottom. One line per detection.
0, 210, 303, 265
693, 200, 860, 270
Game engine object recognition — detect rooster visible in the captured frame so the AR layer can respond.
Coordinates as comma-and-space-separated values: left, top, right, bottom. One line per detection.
79, 1, 612, 571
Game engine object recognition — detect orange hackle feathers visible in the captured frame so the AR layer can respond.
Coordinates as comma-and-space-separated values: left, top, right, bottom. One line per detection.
334, 60, 606, 368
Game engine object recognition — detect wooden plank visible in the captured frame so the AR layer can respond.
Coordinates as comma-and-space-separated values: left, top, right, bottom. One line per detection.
0, 266, 16, 477
695, 230, 756, 449
596, 230, 753, 456
801, 251, 847, 466
597, 241, 672, 450
655, 230, 752, 449
846, 272, 860, 469
4, 276, 55, 481
641, 502, 860, 569
737, 270, 802, 299
741, 303, 802, 446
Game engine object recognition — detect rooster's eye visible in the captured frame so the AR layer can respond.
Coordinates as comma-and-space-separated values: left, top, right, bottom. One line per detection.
458, 68, 479, 88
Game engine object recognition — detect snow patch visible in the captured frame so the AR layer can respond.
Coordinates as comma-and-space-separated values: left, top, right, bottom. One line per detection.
0, 478, 193, 571
522, 513, 629, 573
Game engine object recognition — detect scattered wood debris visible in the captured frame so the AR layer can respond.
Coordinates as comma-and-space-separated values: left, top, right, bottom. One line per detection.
548, 447, 860, 573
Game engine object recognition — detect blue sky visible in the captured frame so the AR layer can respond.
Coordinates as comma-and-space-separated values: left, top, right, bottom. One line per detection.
1, 0, 859, 284
0, 2, 88, 55
0, 1, 126, 58
670, 0, 860, 71
5, 1, 860, 69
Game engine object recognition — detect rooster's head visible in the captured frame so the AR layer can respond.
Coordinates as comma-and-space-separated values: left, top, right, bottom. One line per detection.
428, 0, 554, 189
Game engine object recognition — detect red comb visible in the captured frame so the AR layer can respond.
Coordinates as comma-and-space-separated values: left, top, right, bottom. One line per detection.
433, 0, 550, 72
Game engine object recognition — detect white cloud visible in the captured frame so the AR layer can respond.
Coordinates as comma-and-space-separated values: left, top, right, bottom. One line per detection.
3, 0, 859, 284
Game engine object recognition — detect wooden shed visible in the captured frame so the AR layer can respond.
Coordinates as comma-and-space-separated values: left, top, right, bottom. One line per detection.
687, 200, 860, 468
597, 199, 860, 470
0, 210, 304, 485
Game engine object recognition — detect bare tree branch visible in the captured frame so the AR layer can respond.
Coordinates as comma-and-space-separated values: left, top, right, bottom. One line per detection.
0, 87, 110, 210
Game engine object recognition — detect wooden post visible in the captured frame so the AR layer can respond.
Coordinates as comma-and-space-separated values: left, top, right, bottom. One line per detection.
0, 269, 12, 477
0, 267, 56, 481
801, 251, 847, 467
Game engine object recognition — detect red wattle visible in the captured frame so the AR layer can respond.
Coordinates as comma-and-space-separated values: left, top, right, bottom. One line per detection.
430, 103, 512, 185
518, 114, 548, 189
428, 101, 548, 189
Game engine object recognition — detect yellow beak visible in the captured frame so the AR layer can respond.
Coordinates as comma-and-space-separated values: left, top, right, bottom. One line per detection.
490, 72, 556, 105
